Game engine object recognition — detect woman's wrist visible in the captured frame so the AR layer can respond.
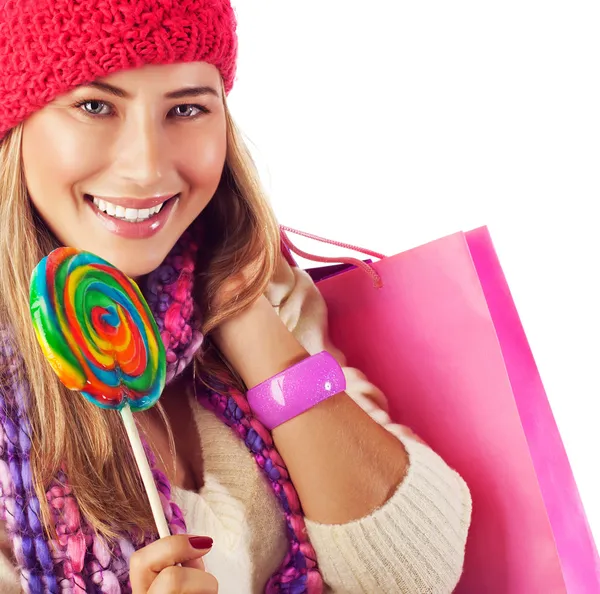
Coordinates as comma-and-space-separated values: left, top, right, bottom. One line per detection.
212, 295, 308, 390
246, 351, 347, 430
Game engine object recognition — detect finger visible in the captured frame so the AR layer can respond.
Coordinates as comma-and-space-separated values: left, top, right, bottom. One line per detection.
181, 538, 210, 571
148, 566, 219, 594
130, 535, 213, 593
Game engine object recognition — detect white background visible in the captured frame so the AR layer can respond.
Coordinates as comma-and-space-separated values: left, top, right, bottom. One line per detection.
228, 1, 600, 546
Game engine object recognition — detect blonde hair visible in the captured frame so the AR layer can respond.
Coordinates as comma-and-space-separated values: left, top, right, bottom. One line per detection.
0, 95, 280, 541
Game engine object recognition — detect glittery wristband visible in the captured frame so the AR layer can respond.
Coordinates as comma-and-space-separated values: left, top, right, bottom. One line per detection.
246, 351, 346, 430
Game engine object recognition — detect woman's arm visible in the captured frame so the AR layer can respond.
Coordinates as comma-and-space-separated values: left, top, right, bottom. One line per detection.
213, 294, 409, 525
215, 260, 471, 592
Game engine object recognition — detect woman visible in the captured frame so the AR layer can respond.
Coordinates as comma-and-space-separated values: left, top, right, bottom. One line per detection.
0, 1, 472, 592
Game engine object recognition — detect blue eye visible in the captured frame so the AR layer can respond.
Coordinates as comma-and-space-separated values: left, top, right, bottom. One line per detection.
171, 104, 209, 118
71, 100, 209, 119
77, 100, 112, 116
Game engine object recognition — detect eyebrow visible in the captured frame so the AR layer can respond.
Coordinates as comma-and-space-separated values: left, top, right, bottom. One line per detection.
80, 81, 220, 100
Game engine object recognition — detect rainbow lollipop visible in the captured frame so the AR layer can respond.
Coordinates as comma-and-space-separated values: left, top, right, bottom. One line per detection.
30, 247, 171, 537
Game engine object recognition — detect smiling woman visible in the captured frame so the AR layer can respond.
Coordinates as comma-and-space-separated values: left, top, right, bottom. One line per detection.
22, 63, 228, 276
0, 1, 471, 593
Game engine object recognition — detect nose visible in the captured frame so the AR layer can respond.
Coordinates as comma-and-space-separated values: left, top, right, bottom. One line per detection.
112, 111, 170, 188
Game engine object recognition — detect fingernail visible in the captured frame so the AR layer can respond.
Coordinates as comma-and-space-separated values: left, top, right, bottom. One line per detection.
189, 536, 213, 550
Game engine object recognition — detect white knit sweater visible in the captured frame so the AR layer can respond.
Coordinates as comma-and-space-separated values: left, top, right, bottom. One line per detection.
0, 259, 472, 593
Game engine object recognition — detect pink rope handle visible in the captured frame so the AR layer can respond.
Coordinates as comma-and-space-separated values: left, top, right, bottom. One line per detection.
279, 226, 385, 289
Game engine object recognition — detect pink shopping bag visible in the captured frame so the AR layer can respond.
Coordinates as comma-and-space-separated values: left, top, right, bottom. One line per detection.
284, 226, 600, 593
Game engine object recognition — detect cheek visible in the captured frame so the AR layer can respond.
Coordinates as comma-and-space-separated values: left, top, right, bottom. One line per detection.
177, 125, 227, 190
22, 111, 101, 204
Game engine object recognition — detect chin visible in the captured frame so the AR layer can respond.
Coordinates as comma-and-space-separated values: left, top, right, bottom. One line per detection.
116, 257, 166, 281
91, 246, 170, 281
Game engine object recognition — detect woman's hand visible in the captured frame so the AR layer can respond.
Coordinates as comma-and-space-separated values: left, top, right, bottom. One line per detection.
130, 535, 218, 593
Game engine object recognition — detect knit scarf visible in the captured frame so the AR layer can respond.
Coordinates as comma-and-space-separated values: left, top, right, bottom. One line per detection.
0, 222, 323, 594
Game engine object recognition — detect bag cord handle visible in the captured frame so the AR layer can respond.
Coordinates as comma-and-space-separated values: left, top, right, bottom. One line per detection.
279, 225, 385, 288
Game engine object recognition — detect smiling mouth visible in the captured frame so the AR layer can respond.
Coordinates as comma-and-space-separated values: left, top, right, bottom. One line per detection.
84, 194, 179, 223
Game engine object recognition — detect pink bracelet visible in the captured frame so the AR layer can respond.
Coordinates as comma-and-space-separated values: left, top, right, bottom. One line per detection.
246, 351, 346, 430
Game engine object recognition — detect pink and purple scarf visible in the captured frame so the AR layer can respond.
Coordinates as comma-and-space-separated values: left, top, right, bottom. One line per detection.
0, 222, 323, 594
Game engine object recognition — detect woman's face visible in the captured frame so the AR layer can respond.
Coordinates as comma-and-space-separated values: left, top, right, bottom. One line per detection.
22, 62, 227, 278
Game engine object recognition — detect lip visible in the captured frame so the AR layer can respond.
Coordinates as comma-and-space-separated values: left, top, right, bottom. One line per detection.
84, 194, 176, 209
86, 194, 180, 240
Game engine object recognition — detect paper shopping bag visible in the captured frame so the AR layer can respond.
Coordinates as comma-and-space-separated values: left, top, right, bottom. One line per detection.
299, 226, 599, 593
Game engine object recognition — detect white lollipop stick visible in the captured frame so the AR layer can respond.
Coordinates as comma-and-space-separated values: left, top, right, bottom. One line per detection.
120, 404, 170, 539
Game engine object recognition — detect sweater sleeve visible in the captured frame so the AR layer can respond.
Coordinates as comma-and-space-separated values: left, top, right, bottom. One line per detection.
305, 425, 472, 593
305, 361, 472, 592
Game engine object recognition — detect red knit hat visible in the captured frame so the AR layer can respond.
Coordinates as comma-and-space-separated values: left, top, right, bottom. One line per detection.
0, 0, 238, 139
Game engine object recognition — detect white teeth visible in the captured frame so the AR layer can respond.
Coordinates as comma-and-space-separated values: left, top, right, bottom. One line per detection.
89, 196, 167, 222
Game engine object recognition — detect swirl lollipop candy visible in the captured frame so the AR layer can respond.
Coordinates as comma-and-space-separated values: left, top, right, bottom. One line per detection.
30, 247, 171, 537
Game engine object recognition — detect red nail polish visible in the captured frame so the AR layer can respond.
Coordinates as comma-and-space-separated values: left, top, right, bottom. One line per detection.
189, 536, 213, 550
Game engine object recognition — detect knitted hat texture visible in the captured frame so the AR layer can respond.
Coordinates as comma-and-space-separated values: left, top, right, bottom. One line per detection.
0, 0, 238, 138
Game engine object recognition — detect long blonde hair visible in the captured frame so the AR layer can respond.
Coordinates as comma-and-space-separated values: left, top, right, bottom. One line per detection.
0, 95, 280, 541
